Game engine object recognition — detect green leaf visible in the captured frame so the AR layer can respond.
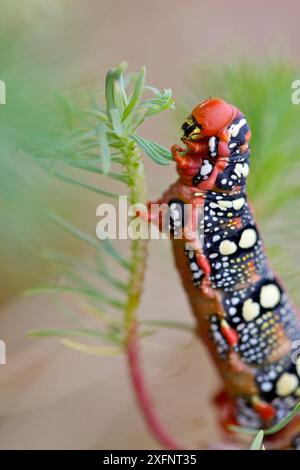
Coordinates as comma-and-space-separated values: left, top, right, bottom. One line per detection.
43, 249, 127, 293
264, 402, 300, 435
98, 124, 111, 174
26, 327, 121, 343
50, 167, 119, 199
143, 85, 161, 97
105, 68, 120, 114
228, 402, 300, 436
54, 93, 74, 128
45, 211, 130, 269
113, 76, 128, 115
131, 134, 172, 165
105, 63, 128, 118
109, 108, 124, 136
250, 430, 264, 450
139, 88, 175, 116
26, 284, 125, 310
62, 161, 128, 183
122, 67, 145, 122
81, 108, 109, 122
61, 338, 123, 356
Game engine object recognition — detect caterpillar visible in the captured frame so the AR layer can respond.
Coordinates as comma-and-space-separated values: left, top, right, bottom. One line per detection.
147, 98, 300, 450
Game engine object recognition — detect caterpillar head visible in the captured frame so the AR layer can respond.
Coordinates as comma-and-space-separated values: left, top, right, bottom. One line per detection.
182, 98, 236, 141
181, 97, 251, 157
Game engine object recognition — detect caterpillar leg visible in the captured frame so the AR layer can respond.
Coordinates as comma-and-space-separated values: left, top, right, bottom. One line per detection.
199, 156, 228, 191
213, 389, 238, 431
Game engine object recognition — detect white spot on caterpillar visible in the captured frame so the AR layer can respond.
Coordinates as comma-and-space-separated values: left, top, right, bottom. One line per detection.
193, 271, 202, 279
269, 371, 277, 380
209, 136, 217, 155
296, 357, 300, 377
190, 262, 198, 271
242, 298, 260, 321
239, 228, 257, 249
218, 200, 232, 210
260, 284, 281, 309
234, 163, 249, 178
276, 373, 299, 397
233, 197, 245, 210
171, 209, 180, 219
200, 159, 213, 176
219, 240, 237, 255
261, 382, 273, 392
228, 118, 247, 138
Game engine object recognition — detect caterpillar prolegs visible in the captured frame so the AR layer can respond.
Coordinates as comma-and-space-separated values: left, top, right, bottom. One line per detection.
148, 98, 300, 450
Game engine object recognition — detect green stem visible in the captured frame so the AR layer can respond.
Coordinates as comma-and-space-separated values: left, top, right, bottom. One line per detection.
122, 139, 182, 449
123, 139, 148, 331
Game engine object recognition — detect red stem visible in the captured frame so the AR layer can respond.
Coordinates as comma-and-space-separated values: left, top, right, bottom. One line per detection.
127, 323, 183, 449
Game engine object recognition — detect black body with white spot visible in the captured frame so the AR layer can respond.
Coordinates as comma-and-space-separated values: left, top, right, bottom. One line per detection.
180, 117, 300, 437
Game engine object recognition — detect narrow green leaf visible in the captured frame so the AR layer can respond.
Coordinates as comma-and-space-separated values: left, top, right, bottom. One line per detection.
61, 338, 123, 356
146, 140, 173, 160
45, 211, 130, 269
62, 161, 128, 183
110, 108, 124, 136
61, 129, 98, 147
131, 134, 172, 165
264, 402, 300, 435
143, 85, 160, 97
26, 327, 121, 343
98, 124, 111, 174
138, 89, 175, 116
113, 80, 127, 116
54, 93, 74, 128
228, 402, 300, 436
81, 109, 109, 122
96, 268, 128, 293
105, 63, 128, 117
122, 67, 145, 122
26, 284, 125, 310
105, 69, 118, 114
43, 250, 127, 293
250, 430, 264, 450
50, 168, 119, 199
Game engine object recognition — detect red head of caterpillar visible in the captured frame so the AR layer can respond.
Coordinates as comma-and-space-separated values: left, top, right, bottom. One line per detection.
181, 97, 251, 158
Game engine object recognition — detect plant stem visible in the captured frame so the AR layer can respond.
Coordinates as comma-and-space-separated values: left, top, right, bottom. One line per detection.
127, 324, 182, 449
123, 140, 182, 449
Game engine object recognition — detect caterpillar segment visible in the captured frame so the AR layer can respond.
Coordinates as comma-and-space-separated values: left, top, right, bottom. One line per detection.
147, 98, 300, 449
